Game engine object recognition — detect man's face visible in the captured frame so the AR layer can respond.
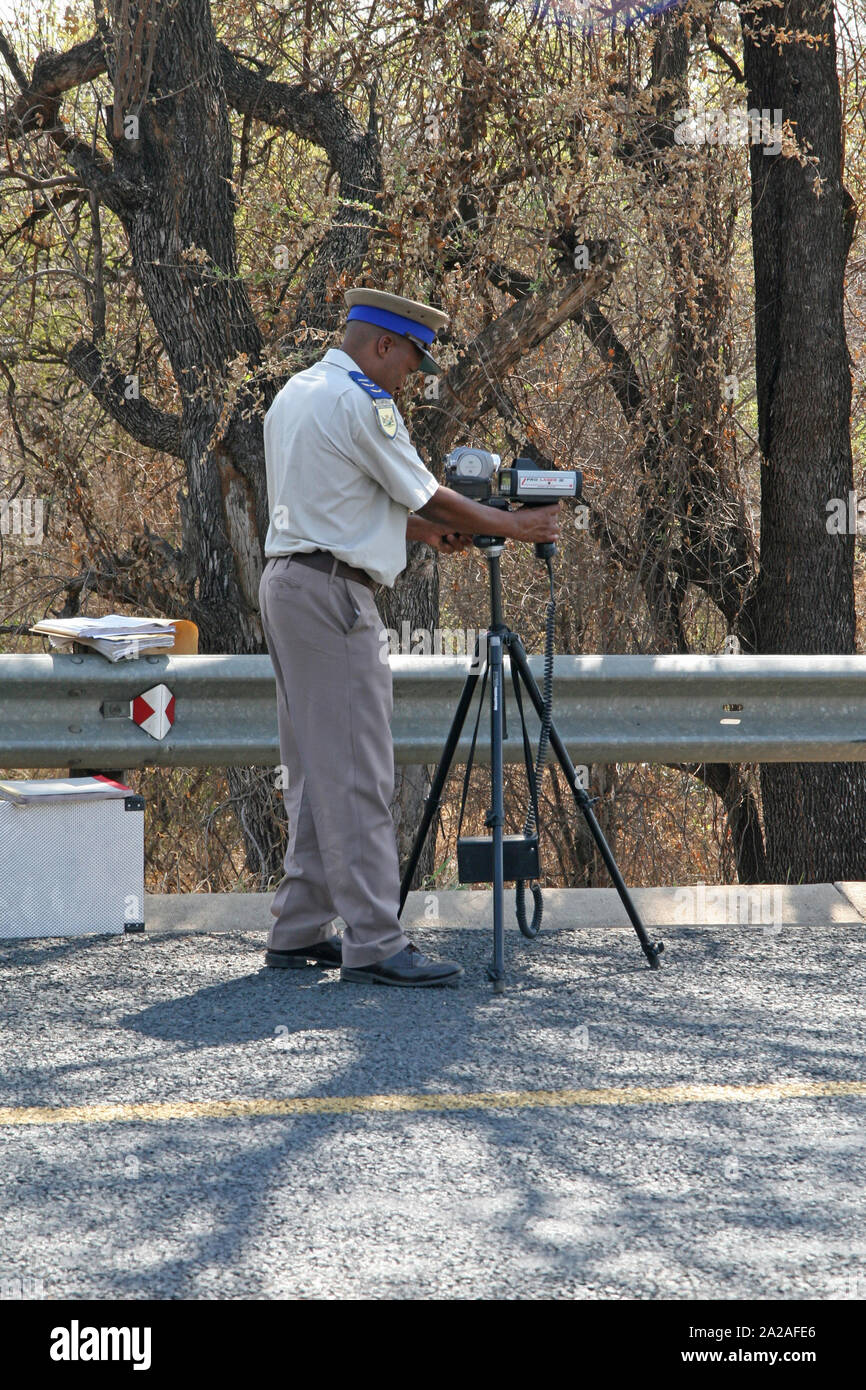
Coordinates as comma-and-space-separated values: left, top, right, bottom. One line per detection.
374, 333, 424, 398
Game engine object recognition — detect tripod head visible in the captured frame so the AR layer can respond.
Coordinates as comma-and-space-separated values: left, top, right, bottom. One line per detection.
470, 496, 511, 553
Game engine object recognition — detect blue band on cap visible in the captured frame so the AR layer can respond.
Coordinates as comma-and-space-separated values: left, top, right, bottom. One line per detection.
347, 304, 436, 344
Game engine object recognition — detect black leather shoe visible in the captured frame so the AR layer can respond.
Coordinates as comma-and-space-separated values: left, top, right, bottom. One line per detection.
341, 942, 463, 988
265, 936, 342, 969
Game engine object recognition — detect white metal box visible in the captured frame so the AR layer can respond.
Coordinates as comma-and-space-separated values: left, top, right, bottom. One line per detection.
0, 778, 145, 939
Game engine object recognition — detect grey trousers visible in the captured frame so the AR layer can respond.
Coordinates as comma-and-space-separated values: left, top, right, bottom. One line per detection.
258, 553, 412, 968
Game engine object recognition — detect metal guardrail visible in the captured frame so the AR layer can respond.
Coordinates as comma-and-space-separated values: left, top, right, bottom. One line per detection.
1, 652, 866, 769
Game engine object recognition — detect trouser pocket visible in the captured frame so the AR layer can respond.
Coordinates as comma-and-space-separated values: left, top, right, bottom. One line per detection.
329, 575, 363, 635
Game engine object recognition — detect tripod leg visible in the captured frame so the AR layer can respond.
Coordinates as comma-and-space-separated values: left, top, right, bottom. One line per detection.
487, 634, 507, 993
507, 637, 663, 970
398, 661, 482, 913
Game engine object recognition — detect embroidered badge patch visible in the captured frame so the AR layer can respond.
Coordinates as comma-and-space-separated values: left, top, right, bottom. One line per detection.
373, 398, 398, 438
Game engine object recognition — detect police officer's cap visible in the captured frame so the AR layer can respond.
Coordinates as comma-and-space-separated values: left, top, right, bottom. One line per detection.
344, 287, 449, 375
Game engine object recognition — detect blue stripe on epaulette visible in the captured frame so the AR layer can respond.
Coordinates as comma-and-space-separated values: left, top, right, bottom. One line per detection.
348, 370, 393, 402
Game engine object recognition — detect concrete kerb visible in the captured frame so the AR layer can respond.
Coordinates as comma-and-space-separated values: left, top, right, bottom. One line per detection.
143, 884, 866, 936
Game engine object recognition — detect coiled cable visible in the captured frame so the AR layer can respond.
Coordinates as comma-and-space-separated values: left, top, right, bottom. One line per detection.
516, 557, 556, 938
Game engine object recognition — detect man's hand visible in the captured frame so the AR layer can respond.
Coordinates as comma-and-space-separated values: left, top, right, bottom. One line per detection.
508, 503, 561, 545
407, 515, 474, 554
426, 530, 474, 554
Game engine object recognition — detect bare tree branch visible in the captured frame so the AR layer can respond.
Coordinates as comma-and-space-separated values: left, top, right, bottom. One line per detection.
0, 32, 145, 215
68, 336, 182, 457
50, 537, 184, 618
427, 257, 620, 456
575, 297, 646, 419
0, 359, 41, 464
0, 34, 107, 133
704, 24, 745, 86
217, 44, 383, 330
0, 26, 29, 91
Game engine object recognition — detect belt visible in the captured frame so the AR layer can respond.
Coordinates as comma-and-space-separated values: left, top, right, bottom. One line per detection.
284, 549, 377, 593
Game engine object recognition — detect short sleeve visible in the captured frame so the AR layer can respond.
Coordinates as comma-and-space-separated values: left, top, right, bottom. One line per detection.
335, 387, 439, 511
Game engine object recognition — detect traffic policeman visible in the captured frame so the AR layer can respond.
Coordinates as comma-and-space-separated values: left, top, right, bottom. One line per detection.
258, 287, 561, 987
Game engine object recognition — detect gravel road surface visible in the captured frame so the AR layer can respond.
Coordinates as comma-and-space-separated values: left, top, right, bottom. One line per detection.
1, 920, 864, 1300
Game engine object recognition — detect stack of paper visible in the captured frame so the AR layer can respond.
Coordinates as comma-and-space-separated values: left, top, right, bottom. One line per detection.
29, 614, 177, 661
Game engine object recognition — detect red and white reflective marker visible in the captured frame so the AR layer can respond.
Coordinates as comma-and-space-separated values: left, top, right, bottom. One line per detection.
130, 684, 175, 740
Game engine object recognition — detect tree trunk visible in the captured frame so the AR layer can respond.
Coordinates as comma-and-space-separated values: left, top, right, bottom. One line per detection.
100, 1, 285, 880
741, 0, 866, 880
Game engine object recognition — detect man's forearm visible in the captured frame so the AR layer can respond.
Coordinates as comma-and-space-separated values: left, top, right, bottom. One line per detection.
416, 486, 523, 539
406, 513, 433, 542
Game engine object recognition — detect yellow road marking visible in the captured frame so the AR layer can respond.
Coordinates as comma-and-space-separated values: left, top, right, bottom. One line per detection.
0, 1079, 863, 1128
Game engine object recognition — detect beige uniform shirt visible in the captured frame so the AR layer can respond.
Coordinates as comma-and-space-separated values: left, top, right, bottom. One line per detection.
263, 347, 439, 587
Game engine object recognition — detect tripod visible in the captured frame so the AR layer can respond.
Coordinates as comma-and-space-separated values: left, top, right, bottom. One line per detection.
398, 533, 664, 993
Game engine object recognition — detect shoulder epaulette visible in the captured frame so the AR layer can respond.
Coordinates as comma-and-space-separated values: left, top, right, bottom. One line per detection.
347, 370, 393, 402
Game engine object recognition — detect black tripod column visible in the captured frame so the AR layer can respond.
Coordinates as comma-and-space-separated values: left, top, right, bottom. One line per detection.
487, 633, 506, 993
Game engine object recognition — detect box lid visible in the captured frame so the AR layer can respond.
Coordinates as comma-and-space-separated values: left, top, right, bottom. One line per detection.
0, 776, 133, 805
